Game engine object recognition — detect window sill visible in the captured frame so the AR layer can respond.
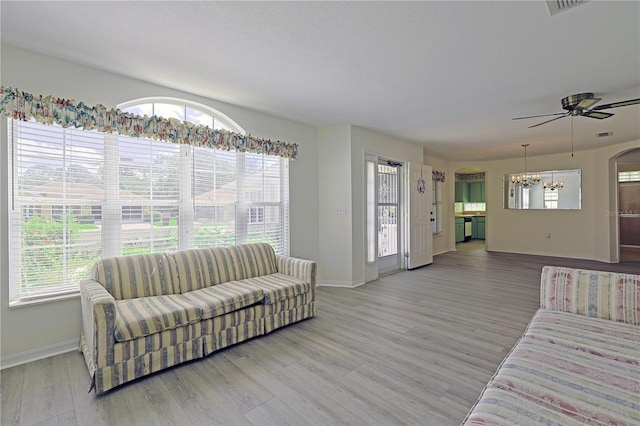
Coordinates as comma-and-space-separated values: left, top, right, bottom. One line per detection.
9, 290, 80, 308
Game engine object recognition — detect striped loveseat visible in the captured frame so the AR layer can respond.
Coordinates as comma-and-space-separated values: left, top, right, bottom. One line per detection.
79, 243, 316, 394
464, 266, 639, 425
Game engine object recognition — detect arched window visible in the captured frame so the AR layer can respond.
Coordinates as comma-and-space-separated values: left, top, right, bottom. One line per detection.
118, 97, 245, 133
7, 98, 289, 304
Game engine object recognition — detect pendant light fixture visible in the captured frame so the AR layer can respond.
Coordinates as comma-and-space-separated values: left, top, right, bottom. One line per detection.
543, 171, 564, 191
511, 144, 540, 187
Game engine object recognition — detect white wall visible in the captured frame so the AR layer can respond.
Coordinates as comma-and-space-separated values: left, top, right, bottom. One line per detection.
0, 45, 319, 363
317, 126, 353, 285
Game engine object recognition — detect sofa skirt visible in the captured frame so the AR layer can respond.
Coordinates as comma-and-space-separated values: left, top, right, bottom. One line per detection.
91, 339, 203, 394
80, 298, 316, 393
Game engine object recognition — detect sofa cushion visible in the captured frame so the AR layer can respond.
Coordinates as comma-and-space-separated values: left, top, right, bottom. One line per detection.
465, 310, 640, 425
227, 243, 277, 280
114, 294, 202, 342
92, 253, 178, 299
170, 247, 236, 293
182, 281, 264, 320
540, 266, 640, 325
524, 309, 640, 365
240, 273, 310, 304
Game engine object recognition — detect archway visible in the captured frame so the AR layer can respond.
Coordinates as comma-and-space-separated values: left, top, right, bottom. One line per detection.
454, 167, 486, 250
615, 148, 640, 261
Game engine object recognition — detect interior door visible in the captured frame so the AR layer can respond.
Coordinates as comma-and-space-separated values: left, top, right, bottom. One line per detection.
407, 163, 433, 269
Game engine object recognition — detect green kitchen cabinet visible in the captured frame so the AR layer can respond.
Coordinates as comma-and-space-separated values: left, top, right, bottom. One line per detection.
469, 182, 485, 202
455, 217, 465, 242
455, 182, 469, 203
472, 216, 485, 240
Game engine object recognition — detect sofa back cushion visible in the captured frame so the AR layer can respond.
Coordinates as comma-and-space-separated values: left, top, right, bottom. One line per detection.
227, 243, 277, 280
170, 247, 236, 293
91, 253, 177, 300
540, 266, 639, 325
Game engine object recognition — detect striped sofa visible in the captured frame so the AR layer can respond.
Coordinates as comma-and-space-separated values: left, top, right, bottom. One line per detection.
464, 266, 639, 425
79, 243, 316, 394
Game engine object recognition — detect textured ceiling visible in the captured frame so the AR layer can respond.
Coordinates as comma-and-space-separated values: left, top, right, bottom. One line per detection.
1, 1, 639, 161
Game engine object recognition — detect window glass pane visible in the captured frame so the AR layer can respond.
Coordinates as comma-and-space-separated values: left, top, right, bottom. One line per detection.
378, 164, 398, 204
619, 171, 640, 182
123, 103, 152, 117
193, 147, 237, 248
118, 135, 180, 254
153, 103, 185, 121
10, 121, 104, 300
186, 107, 213, 127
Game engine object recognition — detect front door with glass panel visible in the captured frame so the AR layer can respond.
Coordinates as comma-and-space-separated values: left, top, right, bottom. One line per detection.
377, 162, 401, 273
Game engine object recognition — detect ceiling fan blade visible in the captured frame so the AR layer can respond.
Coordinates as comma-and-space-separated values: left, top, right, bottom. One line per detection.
581, 110, 613, 119
528, 113, 569, 128
512, 112, 566, 120
576, 97, 601, 109
592, 98, 640, 110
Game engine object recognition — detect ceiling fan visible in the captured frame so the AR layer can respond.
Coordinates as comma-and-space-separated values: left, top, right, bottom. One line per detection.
513, 93, 640, 128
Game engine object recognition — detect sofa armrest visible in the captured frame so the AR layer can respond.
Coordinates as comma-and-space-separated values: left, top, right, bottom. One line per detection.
80, 279, 117, 369
276, 255, 317, 300
540, 265, 639, 325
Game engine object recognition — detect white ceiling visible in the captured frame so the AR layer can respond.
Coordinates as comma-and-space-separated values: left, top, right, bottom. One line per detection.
1, 1, 639, 161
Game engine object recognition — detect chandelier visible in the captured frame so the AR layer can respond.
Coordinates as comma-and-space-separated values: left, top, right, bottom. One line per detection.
511, 144, 540, 187
543, 171, 564, 191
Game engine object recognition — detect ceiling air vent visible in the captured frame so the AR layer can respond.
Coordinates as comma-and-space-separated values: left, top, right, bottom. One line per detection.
546, 0, 590, 16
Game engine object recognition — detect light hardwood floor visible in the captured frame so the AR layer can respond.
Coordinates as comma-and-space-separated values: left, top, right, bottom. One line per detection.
2, 241, 639, 426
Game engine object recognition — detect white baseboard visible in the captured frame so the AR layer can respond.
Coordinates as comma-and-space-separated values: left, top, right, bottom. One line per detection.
0, 338, 79, 370
318, 280, 365, 288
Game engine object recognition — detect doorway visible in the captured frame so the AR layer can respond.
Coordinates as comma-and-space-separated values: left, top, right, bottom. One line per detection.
377, 161, 401, 273
364, 156, 404, 281
454, 167, 487, 250
618, 154, 640, 261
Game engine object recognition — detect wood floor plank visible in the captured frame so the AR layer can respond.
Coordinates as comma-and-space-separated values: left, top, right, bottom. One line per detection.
0, 364, 24, 426
160, 362, 250, 425
6, 243, 639, 425
18, 354, 74, 425
196, 351, 274, 414
118, 372, 192, 425
65, 351, 134, 426
32, 410, 76, 426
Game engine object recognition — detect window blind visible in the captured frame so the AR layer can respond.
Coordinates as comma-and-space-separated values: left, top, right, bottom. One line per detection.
9, 120, 105, 301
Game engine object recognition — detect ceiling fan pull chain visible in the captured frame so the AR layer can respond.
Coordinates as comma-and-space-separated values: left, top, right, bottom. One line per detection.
571, 116, 574, 158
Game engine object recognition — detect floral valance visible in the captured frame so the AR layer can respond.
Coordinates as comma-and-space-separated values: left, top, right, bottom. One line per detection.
433, 170, 445, 182
0, 86, 298, 160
